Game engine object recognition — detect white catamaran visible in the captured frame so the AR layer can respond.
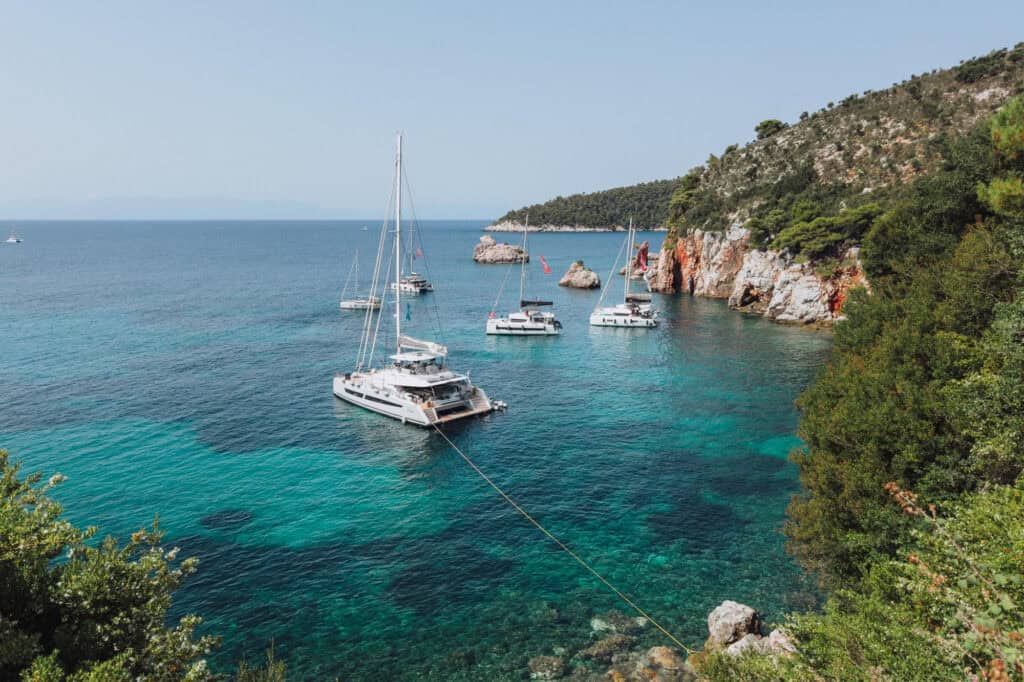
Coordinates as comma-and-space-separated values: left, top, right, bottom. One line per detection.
486, 217, 562, 336
339, 249, 382, 310
333, 134, 503, 426
590, 218, 658, 328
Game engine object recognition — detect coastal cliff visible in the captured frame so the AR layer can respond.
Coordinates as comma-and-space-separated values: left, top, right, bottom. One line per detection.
652, 225, 866, 324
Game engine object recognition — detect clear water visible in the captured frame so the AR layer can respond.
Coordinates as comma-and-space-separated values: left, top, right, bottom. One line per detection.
0, 221, 831, 679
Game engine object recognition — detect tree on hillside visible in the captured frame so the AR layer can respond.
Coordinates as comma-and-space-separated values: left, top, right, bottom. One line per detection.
755, 119, 788, 139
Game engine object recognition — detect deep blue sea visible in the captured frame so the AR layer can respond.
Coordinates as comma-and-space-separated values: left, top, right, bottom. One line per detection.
0, 220, 831, 679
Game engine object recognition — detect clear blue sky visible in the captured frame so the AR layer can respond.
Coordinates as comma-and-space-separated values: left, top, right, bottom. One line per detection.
2, 1, 1021, 219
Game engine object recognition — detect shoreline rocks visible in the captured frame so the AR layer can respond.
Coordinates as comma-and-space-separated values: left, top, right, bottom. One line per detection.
486, 220, 668, 233
473, 235, 528, 264
651, 224, 867, 325
558, 261, 601, 289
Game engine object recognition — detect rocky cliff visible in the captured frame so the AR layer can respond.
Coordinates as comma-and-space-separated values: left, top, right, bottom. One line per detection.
473, 235, 528, 264
652, 225, 867, 324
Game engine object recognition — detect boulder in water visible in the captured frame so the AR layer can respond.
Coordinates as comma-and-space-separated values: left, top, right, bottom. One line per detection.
473, 235, 528, 264
558, 261, 600, 289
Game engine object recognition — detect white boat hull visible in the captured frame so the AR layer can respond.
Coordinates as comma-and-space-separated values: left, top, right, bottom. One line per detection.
340, 299, 382, 310
486, 319, 561, 335
589, 312, 658, 328
333, 374, 494, 426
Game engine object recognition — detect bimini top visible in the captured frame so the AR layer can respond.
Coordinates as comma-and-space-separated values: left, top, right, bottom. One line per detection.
390, 350, 443, 363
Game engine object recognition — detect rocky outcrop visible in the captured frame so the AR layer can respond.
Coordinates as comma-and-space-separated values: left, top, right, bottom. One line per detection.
705, 600, 762, 651
558, 261, 601, 289
473, 235, 528, 264
652, 225, 867, 324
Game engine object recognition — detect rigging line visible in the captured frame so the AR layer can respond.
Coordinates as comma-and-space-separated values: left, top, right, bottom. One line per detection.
358, 184, 395, 370
490, 255, 516, 315
430, 425, 699, 656
595, 234, 628, 309
400, 162, 447, 342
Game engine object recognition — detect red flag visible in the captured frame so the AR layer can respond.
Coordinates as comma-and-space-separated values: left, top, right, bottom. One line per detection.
540, 255, 551, 274
488, 311, 496, 318
416, 247, 423, 259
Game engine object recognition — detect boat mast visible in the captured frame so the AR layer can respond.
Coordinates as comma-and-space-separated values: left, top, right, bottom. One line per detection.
395, 133, 402, 351
518, 214, 529, 309
624, 216, 633, 303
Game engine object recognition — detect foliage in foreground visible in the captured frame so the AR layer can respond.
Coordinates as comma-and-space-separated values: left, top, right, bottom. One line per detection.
702, 485, 1024, 681
0, 451, 218, 680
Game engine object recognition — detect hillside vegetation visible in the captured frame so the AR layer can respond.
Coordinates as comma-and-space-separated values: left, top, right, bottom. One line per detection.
494, 178, 680, 229
496, 44, 1024, 250
699, 92, 1024, 681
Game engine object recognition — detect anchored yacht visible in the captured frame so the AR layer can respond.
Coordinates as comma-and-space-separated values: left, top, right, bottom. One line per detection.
390, 272, 433, 295
333, 133, 504, 426
339, 249, 382, 310
590, 218, 658, 328
486, 217, 562, 335
5, 231, 22, 244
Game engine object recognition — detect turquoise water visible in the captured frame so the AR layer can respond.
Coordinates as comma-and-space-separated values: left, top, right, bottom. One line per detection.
1, 221, 831, 679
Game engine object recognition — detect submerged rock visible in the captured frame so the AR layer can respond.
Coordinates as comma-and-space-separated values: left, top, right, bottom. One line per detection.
590, 610, 648, 636
578, 634, 635, 663
558, 261, 600, 289
473, 235, 528, 264
528, 655, 567, 679
199, 509, 254, 531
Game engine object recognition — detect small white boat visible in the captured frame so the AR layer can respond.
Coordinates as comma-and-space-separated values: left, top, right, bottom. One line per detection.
590, 218, 658, 328
339, 249, 382, 310
5, 230, 22, 244
389, 272, 433, 295
334, 133, 501, 426
487, 216, 562, 335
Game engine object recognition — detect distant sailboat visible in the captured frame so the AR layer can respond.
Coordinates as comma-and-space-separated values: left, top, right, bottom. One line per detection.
339, 250, 382, 310
333, 133, 503, 426
486, 216, 562, 336
5, 230, 22, 244
590, 217, 658, 328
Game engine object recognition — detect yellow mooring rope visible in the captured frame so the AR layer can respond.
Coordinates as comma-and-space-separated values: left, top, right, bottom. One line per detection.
431, 424, 698, 656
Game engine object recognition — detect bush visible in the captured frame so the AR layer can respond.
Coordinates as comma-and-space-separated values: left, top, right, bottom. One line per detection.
755, 119, 788, 140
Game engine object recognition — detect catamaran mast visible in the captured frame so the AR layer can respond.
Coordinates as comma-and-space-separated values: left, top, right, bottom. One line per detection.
395, 133, 402, 351
518, 214, 529, 308
624, 216, 633, 303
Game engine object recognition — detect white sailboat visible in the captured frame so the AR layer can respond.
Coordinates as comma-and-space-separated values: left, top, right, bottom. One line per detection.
333, 134, 504, 426
590, 218, 658, 328
5, 230, 22, 244
486, 216, 562, 336
339, 249, 382, 310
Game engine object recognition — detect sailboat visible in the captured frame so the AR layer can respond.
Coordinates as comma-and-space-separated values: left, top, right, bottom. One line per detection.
339, 249, 382, 310
589, 218, 658, 328
333, 134, 504, 426
5, 230, 22, 244
486, 216, 562, 336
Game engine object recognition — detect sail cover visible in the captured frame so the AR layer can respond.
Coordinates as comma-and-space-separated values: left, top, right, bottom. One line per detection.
520, 299, 553, 307
398, 335, 448, 357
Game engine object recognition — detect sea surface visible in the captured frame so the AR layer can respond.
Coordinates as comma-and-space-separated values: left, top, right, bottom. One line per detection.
0, 220, 832, 679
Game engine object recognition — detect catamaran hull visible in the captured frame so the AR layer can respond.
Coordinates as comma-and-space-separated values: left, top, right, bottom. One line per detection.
332, 376, 495, 427
485, 321, 561, 335
589, 313, 657, 328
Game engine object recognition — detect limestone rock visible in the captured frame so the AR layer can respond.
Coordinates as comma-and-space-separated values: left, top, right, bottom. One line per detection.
645, 646, 686, 671
473, 234, 528, 264
724, 633, 770, 657
528, 655, 566, 680
603, 646, 697, 681
765, 629, 797, 656
558, 261, 600, 289
706, 600, 762, 651
652, 225, 868, 325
